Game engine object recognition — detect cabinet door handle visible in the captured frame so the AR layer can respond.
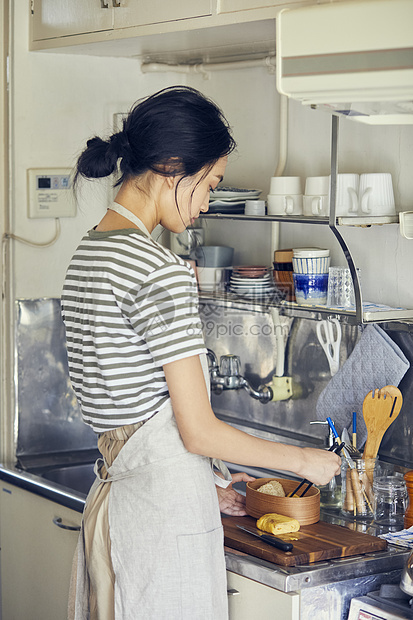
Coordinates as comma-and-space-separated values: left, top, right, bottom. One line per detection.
112, 0, 121, 6
100, 0, 109, 8
227, 589, 240, 596
53, 517, 81, 531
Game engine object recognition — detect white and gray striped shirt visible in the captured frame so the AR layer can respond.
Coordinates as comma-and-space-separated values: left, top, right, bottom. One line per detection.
61, 227, 206, 432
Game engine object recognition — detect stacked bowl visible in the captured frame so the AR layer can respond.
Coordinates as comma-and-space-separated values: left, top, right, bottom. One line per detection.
229, 266, 276, 297
292, 248, 330, 305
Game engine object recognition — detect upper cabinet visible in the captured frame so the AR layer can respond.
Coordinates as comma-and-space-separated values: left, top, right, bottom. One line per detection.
219, 0, 305, 13
114, 1, 212, 29
29, 0, 316, 59
31, 0, 113, 40
31, 0, 213, 42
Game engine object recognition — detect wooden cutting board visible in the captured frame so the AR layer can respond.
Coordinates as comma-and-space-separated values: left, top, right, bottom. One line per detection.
223, 516, 387, 567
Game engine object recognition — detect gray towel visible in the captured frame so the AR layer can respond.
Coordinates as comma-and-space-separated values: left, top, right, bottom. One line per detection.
316, 324, 410, 447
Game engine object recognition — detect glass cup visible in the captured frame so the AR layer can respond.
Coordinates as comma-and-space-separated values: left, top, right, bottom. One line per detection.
327, 267, 357, 307
373, 476, 408, 527
341, 457, 377, 519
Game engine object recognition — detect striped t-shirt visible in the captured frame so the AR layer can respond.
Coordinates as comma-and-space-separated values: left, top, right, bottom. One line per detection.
61, 227, 207, 432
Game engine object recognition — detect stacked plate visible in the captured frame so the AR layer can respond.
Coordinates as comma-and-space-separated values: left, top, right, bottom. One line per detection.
229, 266, 279, 298
209, 187, 262, 214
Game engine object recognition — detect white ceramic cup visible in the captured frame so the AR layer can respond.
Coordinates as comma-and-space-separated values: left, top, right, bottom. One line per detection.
305, 176, 330, 196
359, 173, 395, 217
269, 176, 302, 195
245, 200, 266, 216
197, 267, 226, 291
292, 248, 330, 275
267, 193, 303, 216
303, 195, 329, 217
304, 176, 330, 216
329, 174, 359, 217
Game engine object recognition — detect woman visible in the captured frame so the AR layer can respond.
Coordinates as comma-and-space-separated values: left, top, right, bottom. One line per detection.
62, 86, 340, 620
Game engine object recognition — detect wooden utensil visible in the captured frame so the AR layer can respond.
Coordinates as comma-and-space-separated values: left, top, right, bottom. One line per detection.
362, 385, 403, 464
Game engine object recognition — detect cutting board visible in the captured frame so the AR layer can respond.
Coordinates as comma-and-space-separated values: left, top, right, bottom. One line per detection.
223, 516, 387, 567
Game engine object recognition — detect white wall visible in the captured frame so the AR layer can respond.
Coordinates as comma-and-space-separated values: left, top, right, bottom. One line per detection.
10, 3, 413, 311
10, 3, 179, 300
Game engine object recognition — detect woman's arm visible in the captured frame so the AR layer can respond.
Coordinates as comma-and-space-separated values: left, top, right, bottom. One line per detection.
163, 355, 341, 486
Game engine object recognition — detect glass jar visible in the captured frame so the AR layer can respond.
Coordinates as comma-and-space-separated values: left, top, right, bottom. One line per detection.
319, 474, 342, 508
373, 476, 408, 527
341, 457, 377, 519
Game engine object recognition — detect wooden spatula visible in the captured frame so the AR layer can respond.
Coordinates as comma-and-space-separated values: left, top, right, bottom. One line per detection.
362, 385, 403, 463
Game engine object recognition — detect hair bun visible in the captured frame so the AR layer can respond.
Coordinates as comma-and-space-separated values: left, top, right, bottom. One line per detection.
109, 131, 131, 158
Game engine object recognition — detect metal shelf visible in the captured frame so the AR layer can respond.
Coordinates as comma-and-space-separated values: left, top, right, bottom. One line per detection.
201, 213, 330, 225
201, 117, 408, 324
198, 291, 413, 325
201, 213, 399, 226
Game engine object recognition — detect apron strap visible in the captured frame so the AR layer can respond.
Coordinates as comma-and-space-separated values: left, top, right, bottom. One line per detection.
211, 458, 232, 488
94, 457, 233, 489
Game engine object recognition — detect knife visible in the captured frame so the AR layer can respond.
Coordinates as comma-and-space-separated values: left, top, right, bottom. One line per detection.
236, 525, 293, 552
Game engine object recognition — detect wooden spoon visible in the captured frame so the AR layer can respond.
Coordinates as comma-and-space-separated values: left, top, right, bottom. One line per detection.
362, 385, 403, 464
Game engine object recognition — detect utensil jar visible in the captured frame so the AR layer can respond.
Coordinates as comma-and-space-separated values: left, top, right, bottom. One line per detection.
341, 457, 377, 518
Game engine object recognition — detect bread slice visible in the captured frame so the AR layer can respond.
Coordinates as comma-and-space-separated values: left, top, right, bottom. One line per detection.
257, 480, 285, 497
256, 513, 300, 535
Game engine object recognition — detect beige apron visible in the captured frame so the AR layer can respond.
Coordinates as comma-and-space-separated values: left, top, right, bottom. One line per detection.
69, 354, 232, 620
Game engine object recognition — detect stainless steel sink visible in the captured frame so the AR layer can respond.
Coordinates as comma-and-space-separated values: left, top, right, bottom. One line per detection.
40, 462, 96, 496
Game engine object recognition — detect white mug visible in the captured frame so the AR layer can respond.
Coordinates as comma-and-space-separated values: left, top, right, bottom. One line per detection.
304, 176, 329, 217
197, 267, 226, 292
359, 173, 395, 217
245, 200, 266, 216
329, 173, 359, 217
267, 193, 303, 216
303, 194, 329, 217
305, 176, 330, 196
269, 176, 302, 195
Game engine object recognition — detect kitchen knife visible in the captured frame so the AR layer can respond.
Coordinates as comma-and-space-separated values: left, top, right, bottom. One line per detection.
236, 525, 293, 552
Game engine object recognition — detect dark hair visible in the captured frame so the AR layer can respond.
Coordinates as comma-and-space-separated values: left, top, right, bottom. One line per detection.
75, 86, 236, 187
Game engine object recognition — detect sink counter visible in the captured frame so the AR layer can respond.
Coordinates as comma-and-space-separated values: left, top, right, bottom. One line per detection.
0, 462, 88, 513
0, 461, 410, 597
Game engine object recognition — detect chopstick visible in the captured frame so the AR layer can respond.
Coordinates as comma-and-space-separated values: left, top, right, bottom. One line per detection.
288, 442, 345, 498
352, 411, 357, 449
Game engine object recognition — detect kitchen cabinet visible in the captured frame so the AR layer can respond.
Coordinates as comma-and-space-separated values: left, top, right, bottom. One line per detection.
29, 0, 310, 58
30, 0, 212, 42
227, 571, 300, 619
0, 480, 81, 620
30, 0, 113, 40
114, 1, 212, 29
218, 0, 305, 13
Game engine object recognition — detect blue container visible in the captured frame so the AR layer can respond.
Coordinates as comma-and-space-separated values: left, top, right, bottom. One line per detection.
293, 273, 329, 305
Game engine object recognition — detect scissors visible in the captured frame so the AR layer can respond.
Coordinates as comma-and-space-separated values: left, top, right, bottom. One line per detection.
316, 318, 341, 376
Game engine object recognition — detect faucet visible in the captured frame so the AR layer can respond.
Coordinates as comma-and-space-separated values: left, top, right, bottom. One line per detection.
206, 349, 273, 404
310, 420, 336, 448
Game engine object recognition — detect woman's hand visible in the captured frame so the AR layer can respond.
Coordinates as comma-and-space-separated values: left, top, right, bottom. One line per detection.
298, 447, 342, 486
216, 472, 255, 516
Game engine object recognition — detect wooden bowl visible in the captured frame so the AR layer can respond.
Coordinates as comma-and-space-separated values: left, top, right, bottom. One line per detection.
246, 478, 320, 526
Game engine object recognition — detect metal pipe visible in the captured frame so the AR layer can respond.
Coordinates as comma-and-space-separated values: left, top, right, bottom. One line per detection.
271, 95, 289, 260
141, 56, 276, 76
